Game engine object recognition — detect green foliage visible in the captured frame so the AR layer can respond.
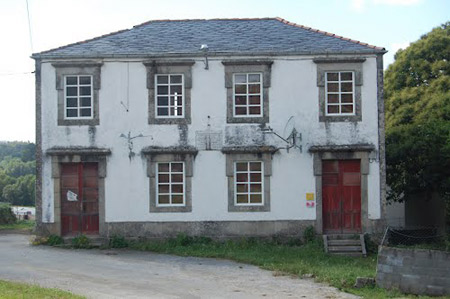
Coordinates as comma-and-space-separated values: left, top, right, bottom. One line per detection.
0, 157, 35, 178
0, 203, 16, 225
0, 142, 36, 206
0, 141, 35, 162
0, 280, 83, 299
385, 22, 450, 210
47, 235, 64, 246
109, 235, 129, 248
385, 22, 450, 128
0, 170, 15, 202
0, 219, 34, 231
303, 225, 316, 244
386, 121, 450, 202
72, 235, 91, 249
2, 174, 36, 206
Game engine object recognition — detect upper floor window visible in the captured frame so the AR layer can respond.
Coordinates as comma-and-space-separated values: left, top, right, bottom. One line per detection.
222, 60, 273, 124
233, 73, 262, 117
325, 71, 355, 116
314, 58, 364, 122
155, 74, 184, 118
143, 60, 194, 125
64, 75, 93, 119
52, 61, 102, 126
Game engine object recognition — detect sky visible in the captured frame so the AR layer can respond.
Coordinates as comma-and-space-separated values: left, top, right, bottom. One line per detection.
0, 0, 448, 142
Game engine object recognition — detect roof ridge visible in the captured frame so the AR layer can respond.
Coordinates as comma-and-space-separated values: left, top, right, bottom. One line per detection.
274, 17, 385, 51
132, 17, 277, 28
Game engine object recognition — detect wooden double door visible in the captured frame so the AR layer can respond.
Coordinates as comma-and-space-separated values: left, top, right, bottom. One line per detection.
60, 163, 99, 236
322, 160, 362, 233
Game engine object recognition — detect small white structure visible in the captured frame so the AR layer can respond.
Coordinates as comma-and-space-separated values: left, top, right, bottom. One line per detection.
12, 206, 35, 220
32, 18, 386, 238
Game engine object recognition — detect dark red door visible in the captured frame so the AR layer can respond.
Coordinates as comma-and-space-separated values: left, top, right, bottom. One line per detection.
322, 160, 361, 233
61, 163, 99, 236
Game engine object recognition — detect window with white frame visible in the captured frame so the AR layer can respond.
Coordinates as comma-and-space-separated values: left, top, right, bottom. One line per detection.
156, 162, 185, 206
234, 161, 264, 205
155, 74, 184, 117
233, 73, 262, 117
64, 75, 93, 118
325, 71, 355, 115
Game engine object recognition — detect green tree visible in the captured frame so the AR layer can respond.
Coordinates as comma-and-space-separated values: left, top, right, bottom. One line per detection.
2, 174, 35, 206
0, 142, 35, 162
0, 170, 15, 202
385, 22, 450, 208
0, 157, 35, 178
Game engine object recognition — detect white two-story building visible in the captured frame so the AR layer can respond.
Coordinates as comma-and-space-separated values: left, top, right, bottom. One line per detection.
32, 18, 386, 239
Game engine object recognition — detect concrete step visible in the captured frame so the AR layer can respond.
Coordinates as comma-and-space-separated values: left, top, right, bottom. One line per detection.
328, 239, 361, 246
327, 234, 360, 240
323, 234, 367, 257
330, 252, 364, 257
328, 245, 362, 252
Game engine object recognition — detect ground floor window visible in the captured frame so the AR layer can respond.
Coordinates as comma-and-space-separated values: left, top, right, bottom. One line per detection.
234, 161, 264, 205
223, 149, 274, 212
156, 162, 185, 206
143, 147, 196, 213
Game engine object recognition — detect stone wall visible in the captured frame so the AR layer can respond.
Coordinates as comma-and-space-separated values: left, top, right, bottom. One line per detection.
376, 246, 450, 296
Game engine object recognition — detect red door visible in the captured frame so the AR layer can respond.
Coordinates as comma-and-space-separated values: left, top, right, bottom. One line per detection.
322, 160, 361, 233
60, 163, 99, 236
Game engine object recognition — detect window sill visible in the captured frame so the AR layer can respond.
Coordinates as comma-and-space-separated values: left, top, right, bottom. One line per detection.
227, 116, 268, 124
149, 117, 191, 125
319, 115, 362, 122
58, 118, 99, 126
228, 205, 270, 212
150, 205, 192, 213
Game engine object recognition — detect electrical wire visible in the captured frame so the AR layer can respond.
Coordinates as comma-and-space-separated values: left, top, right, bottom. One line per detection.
25, 0, 34, 53
0, 71, 34, 77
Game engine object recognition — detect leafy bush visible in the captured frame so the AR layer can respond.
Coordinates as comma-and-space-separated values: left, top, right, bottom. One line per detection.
303, 225, 316, 244
109, 235, 128, 248
0, 203, 16, 224
46, 235, 64, 246
72, 235, 90, 249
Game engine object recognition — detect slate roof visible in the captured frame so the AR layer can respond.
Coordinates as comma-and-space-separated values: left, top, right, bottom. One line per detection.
33, 18, 385, 59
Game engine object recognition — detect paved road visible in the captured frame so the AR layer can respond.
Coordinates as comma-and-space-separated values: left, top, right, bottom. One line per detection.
0, 234, 357, 298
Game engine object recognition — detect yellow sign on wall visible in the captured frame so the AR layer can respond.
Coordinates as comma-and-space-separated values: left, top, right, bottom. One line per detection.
306, 193, 314, 201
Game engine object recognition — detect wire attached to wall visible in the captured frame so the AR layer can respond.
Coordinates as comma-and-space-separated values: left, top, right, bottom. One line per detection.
120, 63, 130, 112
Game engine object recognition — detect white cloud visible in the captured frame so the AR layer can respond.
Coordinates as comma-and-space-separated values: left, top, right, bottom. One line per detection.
351, 0, 366, 12
373, 0, 422, 5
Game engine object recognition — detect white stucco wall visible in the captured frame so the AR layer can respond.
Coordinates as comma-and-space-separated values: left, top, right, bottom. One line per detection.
40, 56, 381, 223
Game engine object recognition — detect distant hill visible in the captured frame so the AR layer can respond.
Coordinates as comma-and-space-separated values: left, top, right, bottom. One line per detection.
0, 141, 35, 162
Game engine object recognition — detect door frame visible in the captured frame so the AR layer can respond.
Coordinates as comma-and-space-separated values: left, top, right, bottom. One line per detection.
310, 145, 373, 234
48, 150, 109, 237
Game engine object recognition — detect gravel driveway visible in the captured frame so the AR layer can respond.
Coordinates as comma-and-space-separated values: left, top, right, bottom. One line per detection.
0, 233, 357, 298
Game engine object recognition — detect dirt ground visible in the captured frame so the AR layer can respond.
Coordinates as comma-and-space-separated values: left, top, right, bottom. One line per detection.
0, 233, 358, 298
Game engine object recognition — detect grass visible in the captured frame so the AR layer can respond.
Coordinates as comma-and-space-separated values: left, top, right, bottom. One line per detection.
0, 280, 84, 299
123, 235, 442, 298
0, 220, 35, 231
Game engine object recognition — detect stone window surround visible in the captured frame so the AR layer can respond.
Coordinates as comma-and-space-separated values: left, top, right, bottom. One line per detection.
46, 147, 111, 236
143, 146, 197, 213
309, 144, 374, 234
223, 146, 276, 212
143, 60, 194, 125
222, 59, 273, 124
314, 58, 365, 122
52, 61, 102, 126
